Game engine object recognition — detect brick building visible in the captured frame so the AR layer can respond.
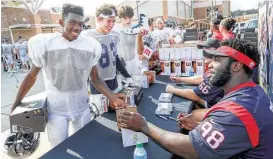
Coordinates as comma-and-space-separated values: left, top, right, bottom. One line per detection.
1, 5, 97, 43
193, 0, 230, 20
1, 5, 63, 43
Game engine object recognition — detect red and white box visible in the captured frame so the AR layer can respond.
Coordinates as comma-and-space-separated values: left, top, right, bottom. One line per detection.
180, 47, 192, 76
191, 47, 198, 75
173, 60, 182, 76
89, 94, 109, 114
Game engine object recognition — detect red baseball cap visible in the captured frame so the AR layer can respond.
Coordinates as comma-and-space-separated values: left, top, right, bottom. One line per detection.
203, 46, 257, 69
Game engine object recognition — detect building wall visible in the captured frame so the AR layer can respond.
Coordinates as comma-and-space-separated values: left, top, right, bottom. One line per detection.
11, 29, 37, 41
133, 1, 163, 20
194, 5, 223, 20
168, 0, 178, 17
1, 7, 62, 41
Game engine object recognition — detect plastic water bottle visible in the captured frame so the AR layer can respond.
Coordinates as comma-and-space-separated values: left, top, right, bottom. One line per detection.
134, 143, 147, 159
189, 66, 194, 76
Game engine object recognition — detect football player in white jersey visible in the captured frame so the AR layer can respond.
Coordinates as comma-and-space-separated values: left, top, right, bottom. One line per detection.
11, 3, 126, 147
82, 4, 132, 94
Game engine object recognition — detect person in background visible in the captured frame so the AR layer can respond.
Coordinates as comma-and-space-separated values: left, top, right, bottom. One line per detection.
15, 38, 29, 72
210, 18, 223, 41
219, 18, 236, 40
114, 5, 146, 76
153, 18, 171, 47
139, 18, 158, 73
2, 40, 16, 72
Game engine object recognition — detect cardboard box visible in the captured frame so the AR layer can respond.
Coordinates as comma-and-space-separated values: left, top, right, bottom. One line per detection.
181, 47, 192, 76
196, 48, 204, 75
116, 106, 137, 130
144, 70, 156, 84
132, 75, 149, 88
170, 48, 181, 60
191, 47, 198, 75
90, 94, 109, 113
10, 93, 47, 133
160, 60, 171, 75
119, 86, 143, 106
159, 48, 169, 60
174, 60, 182, 76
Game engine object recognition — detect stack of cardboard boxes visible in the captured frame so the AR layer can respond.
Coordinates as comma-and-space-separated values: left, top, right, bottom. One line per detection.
159, 44, 204, 76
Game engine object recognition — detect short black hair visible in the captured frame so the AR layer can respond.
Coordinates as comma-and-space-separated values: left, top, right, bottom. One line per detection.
62, 3, 84, 19
220, 39, 260, 78
211, 18, 221, 30
148, 18, 154, 27
220, 18, 236, 31
96, 4, 117, 18
118, 5, 134, 18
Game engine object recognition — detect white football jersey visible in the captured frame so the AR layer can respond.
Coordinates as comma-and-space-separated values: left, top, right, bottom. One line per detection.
28, 32, 101, 115
82, 29, 120, 80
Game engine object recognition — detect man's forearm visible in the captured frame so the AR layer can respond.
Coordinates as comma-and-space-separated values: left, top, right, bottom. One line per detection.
172, 88, 202, 102
141, 122, 198, 158
12, 73, 37, 108
180, 75, 203, 85
116, 56, 131, 78
91, 77, 115, 100
137, 34, 144, 55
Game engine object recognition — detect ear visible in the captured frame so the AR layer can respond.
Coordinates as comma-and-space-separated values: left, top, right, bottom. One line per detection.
59, 19, 64, 27
97, 17, 103, 23
233, 62, 244, 72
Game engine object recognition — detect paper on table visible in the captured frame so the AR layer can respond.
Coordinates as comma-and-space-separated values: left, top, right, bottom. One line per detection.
121, 128, 148, 147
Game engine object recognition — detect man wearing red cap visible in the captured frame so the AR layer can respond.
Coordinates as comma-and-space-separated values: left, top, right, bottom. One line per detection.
118, 39, 273, 159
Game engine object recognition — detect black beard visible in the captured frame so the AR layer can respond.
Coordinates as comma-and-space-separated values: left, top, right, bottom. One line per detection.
209, 61, 232, 87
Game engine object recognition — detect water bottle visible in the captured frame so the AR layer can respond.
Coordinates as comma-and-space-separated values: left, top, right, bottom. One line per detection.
134, 143, 147, 159
189, 66, 194, 77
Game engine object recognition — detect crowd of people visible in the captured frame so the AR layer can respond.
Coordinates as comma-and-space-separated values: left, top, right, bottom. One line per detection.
9, 2, 273, 159
1, 37, 30, 72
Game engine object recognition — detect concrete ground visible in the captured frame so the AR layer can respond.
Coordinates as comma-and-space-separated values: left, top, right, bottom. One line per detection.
1, 67, 51, 159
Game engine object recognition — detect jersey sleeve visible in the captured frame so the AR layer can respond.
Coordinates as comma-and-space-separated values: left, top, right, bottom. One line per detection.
189, 110, 252, 159
28, 35, 45, 67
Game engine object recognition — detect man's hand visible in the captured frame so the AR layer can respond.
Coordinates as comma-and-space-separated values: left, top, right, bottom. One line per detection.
138, 28, 148, 37
109, 94, 126, 109
177, 113, 199, 130
166, 84, 175, 93
119, 111, 147, 132
169, 76, 183, 82
139, 54, 148, 61
10, 103, 20, 113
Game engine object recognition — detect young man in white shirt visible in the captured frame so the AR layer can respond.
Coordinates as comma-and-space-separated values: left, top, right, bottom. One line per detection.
82, 4, 133, 94
114, 5, 147, 88
11, 3, 125, 147
153, 18, 171, 47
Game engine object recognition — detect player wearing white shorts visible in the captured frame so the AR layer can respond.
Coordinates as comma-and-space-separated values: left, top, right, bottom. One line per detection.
11, 3, 126, 147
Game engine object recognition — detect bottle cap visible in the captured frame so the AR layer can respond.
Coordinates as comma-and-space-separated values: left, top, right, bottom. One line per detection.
136, 143, 143, 148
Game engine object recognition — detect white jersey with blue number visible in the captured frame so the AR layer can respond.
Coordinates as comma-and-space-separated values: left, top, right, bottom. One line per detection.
82, 29, 119, 81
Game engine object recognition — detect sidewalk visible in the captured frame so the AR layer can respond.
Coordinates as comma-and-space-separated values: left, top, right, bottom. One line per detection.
1, 69, 45, 131
1, 68, 49, 158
